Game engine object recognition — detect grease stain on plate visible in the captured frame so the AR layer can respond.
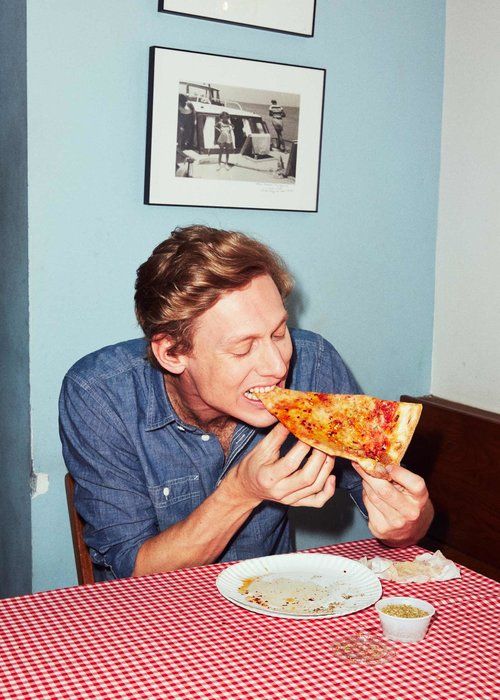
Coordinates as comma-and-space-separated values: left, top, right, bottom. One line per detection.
238, 572, 360, 615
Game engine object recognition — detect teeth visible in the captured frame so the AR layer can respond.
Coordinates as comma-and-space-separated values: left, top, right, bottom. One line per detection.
244, 385, 276, 400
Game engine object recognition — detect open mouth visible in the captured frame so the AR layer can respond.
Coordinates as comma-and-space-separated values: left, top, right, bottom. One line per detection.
244, 385, 277, 402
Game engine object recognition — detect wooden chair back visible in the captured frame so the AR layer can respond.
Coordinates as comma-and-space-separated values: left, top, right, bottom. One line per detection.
64, 473, 95, 585
402, 395, 500, 581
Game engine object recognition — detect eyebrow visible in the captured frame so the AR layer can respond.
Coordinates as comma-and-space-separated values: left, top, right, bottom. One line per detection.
222, 313, 289, 347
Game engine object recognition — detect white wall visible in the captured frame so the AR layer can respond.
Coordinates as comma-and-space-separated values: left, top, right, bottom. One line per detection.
432, 0, 500, 412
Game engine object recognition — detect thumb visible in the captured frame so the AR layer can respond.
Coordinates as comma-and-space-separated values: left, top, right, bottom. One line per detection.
263, 422, 290, 450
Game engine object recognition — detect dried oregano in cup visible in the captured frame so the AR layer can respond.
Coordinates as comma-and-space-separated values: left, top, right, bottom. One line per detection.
381, 604, 429, 618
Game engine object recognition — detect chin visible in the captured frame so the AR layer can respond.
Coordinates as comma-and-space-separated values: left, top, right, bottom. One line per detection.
244, 413, 278, 429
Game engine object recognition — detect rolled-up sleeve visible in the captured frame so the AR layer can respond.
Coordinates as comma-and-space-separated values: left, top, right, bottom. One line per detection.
59, 375, 158, 578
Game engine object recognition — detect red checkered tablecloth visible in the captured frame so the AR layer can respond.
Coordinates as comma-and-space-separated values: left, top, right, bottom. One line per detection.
1, 540, 499, 699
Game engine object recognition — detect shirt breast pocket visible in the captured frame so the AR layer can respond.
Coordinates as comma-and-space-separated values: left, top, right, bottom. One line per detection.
148, 475, 201, 509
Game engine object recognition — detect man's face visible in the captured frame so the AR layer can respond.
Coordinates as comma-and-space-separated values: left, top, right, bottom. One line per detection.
179, 274, 293, 427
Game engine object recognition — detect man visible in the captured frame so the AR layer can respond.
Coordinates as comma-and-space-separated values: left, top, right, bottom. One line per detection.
268, 99, 286, 151
177, 93, 195, 150
59, 225, 433, 581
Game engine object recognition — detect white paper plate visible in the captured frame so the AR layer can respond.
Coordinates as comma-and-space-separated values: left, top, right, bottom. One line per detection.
216, 553, 382, 619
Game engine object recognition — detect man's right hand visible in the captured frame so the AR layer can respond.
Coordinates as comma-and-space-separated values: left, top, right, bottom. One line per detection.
231, 423, 336, 509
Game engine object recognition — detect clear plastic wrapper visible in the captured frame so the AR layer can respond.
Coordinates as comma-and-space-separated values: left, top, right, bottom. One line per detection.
331, 631, 396, 664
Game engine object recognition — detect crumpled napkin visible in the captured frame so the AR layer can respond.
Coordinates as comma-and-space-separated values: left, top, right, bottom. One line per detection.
359, 550, 461, 582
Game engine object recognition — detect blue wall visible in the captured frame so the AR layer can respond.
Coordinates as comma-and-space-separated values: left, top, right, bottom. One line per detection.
26, 0, 445, 592
0, 0, 31, 598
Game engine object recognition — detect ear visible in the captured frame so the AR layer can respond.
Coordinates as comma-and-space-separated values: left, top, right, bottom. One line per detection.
150, 336, 187, 375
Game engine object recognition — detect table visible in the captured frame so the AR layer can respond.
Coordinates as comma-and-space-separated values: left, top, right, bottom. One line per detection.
1, 539, 499, 699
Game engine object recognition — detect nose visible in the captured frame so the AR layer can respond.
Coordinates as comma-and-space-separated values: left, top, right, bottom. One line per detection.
256, 338, 288, 379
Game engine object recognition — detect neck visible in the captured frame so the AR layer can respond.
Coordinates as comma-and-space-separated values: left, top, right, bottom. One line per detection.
163, 373, 234, 434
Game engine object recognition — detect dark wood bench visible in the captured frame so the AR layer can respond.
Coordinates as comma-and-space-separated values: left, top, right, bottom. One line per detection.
402, 395, 500, 581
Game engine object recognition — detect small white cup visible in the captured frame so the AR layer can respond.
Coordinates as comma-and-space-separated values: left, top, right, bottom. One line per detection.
375, 596, 435, 643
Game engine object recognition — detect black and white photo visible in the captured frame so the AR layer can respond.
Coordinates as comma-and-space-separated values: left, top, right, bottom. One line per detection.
146, 47, 325, 211
175, 81, 300, 184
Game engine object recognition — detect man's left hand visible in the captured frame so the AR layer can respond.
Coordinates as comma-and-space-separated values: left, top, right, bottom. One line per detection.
351, 462, 434, 547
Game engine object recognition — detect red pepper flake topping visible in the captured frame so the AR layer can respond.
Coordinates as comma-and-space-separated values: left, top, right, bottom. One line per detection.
376, 400, 398, 425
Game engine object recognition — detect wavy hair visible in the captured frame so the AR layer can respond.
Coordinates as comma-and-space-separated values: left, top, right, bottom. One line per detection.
135, 225, 294, 368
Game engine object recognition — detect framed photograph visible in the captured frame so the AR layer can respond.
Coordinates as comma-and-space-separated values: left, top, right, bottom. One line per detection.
145, 47, 325, 212
158, 1, 316, 37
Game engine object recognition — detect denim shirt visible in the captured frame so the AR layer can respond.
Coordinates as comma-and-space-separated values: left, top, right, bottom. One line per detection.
59, 329, 365, 579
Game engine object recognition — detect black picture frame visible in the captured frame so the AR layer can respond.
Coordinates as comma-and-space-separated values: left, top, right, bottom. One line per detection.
158, 1, 317, 38
144, 46, 326, 212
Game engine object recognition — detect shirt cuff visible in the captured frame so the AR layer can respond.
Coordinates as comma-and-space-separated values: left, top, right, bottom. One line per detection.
348, 485, 368, 520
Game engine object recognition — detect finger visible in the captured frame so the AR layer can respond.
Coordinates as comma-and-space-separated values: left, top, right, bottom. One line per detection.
291, 474, 336, 508
283, 458, 335, 504
351, 461, 428, 502
351, 461, 393, 483
351, 461, 405, 507
361, 486, 401, 533
362, 490, 393, 537
362, 477, 408, 511
272, 440, 313, 480
363, 484, 412, 532
280, 451, 333, 495
299, 452, 335, 484
364, 481, 422, 523
294, 468, 335, 505
262, 422, 290, 450
363, 483, 404, 522
386, 465, 428, 499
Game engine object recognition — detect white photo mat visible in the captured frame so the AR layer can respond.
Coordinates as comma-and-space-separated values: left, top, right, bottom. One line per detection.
145, 47, 325, 211
159, 0, 316, 37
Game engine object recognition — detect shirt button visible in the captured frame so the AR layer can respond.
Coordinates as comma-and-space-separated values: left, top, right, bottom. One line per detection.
177, 425, 185, 431
163, 487, 170, 497
201, 434, 210, 441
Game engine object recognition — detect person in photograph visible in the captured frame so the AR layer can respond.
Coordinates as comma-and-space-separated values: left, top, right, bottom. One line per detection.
59, 225, 434, 581
268, 99, 286, 152
215, 111, 234, 170
177, 93, 195, 150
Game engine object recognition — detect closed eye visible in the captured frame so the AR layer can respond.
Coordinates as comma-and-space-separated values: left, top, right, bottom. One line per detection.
231, 343, 253, 357
272, 323, 288, 340
232, 350, 250, 358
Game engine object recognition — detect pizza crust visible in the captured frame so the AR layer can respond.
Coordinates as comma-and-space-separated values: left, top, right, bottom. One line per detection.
386, 402, 422, 465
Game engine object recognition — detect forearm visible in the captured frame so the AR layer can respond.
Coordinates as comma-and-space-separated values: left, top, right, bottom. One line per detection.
132, 470, 259, 576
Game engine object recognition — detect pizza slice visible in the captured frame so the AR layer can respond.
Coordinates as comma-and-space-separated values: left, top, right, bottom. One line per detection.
254, 388, 422, 479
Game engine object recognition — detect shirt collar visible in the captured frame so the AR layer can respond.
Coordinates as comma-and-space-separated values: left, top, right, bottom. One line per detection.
144, 360, 264, 439
145, 363, 177, 430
